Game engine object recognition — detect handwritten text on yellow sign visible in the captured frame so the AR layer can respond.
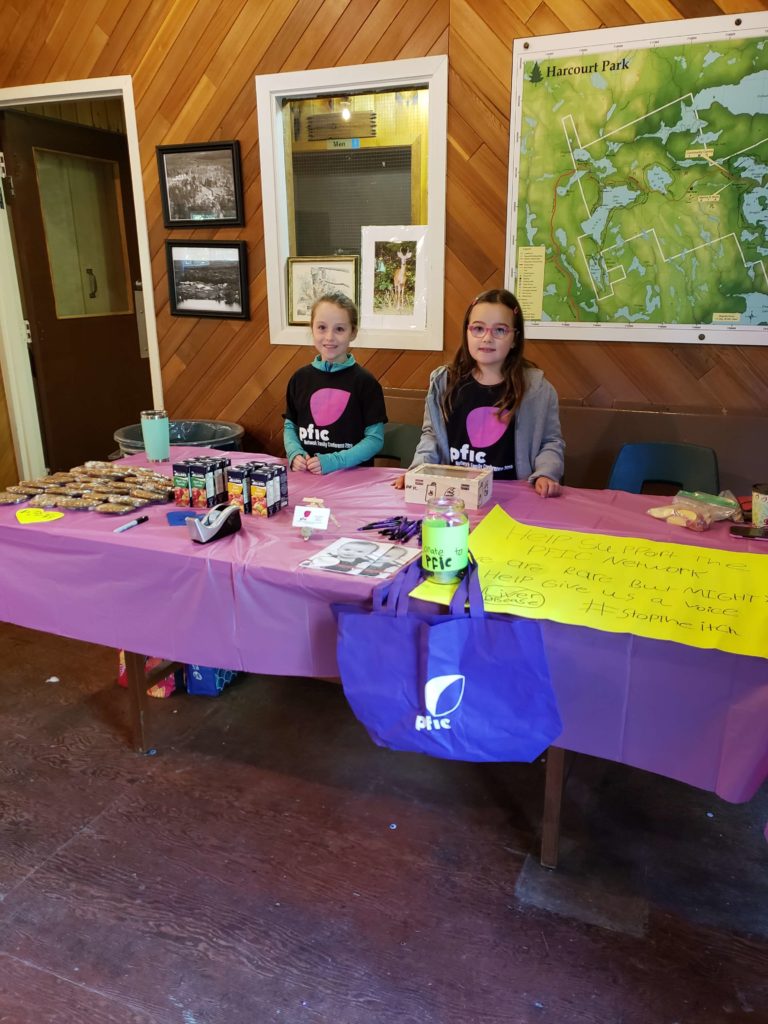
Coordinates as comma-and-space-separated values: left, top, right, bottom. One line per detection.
411, 505, 768, 659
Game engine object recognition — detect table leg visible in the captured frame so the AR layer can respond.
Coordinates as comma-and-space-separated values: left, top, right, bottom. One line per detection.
123, 650, 151, 753
123, 654, 185, 753
540, 746, 571, 869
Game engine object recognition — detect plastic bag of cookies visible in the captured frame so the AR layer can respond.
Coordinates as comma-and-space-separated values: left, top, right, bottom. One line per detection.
647, 499, 713, 532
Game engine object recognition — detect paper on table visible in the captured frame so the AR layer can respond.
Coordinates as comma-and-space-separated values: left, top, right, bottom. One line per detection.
300, 537, 421, 578
410, 505, 768, 659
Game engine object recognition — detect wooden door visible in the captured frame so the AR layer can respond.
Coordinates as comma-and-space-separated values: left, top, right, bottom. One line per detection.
0, 110, 152, 470
0, 365, 18, 486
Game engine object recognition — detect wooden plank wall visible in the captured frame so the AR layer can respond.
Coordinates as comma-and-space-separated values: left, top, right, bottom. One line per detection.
1, 0, 766, 458
17, 99, 125, 132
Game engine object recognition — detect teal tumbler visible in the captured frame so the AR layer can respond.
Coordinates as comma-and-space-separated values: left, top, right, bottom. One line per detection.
140, 409, 170, 462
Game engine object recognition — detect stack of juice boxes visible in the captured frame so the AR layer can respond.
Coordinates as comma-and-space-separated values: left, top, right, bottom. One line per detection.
227, 460, 288, 517
173, 456, 288, 516
173, 456, 230, 509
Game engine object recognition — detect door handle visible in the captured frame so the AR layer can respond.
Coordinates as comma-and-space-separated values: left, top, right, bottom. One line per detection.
86, 267, 98, 299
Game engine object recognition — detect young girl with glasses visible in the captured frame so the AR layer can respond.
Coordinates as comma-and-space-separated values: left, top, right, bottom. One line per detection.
394, 288, 564, 496
284, 293, 387, 474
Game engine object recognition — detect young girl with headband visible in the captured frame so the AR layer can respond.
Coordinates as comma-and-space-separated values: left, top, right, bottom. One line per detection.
284, 293, 386, 474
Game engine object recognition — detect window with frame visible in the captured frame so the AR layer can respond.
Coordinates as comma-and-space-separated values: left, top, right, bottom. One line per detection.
256, 57, 447, 350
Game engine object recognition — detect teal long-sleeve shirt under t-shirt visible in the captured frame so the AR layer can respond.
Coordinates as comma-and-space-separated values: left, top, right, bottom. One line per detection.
283, 355, 385, 473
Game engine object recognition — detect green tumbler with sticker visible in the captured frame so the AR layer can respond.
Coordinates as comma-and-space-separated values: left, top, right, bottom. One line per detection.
422, 496, 469, 584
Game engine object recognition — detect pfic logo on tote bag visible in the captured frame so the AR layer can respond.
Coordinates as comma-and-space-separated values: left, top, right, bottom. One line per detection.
334, 559, 562, 762
415, 673, 465, 732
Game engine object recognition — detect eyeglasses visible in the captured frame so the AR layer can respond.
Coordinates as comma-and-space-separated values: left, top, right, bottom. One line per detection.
467, 322, 513, 341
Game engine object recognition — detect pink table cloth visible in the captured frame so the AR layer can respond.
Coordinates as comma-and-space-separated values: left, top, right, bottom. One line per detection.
1, 446, 766, 806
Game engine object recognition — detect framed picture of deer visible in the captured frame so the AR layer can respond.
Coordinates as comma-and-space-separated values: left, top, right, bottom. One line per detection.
286, 256, 359, 325
360, 225, 428, 333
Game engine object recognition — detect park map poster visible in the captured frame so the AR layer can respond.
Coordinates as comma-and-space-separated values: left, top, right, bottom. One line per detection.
505, 13, 768, 345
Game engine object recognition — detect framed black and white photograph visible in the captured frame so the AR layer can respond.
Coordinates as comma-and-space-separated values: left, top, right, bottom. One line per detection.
166, 241, 249, 319
287, 256, 359, 325
156, 141, 244, 228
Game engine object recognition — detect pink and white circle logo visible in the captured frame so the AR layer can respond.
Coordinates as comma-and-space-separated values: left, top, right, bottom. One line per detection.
466, 406, 509, 448
310, 388, 350, 427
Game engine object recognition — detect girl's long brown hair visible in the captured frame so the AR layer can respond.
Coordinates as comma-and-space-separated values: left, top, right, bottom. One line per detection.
440, 289, 531, 422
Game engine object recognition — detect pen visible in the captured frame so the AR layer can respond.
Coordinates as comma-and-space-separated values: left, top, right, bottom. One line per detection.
113, 515, 149, 534
358, 517, 404, 531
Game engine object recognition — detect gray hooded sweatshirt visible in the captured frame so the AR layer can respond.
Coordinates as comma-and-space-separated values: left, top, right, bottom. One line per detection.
410, 365, 565, 483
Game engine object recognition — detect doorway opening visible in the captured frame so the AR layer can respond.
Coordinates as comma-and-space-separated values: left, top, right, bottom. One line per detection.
0, 77, 161, 477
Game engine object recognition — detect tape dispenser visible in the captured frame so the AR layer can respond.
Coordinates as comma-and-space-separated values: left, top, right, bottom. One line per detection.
186, 502, 242, 544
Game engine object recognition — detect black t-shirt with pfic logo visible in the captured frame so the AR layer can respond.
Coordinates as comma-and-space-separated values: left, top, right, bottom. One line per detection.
285, 364, 387, 463
446, 378, 517, 480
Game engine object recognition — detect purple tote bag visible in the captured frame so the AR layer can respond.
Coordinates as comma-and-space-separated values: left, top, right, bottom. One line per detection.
334, 561, 562, 762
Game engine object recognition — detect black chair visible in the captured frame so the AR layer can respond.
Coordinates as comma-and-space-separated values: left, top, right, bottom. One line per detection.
607, 442, 720, 494
377, 422, 422, 468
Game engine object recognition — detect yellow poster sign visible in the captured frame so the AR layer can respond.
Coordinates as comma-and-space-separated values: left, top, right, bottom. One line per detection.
411, 505, 768, 659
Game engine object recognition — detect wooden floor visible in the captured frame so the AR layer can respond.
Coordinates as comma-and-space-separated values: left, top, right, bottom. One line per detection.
1, 622, 766, 1024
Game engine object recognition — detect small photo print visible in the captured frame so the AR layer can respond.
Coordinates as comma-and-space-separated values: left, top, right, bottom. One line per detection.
360, 225, 427, 331
299, 537, 420, 578
373, 242, 415, 315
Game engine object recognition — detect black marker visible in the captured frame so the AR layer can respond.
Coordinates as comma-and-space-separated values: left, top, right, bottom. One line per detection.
113, 515, 149, 534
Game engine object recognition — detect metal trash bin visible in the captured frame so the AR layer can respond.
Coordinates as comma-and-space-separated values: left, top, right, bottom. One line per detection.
113, 419, 245, 456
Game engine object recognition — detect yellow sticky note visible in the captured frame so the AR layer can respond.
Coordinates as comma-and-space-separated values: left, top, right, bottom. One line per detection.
16, 508, 64, 524
411, 505, 768, 659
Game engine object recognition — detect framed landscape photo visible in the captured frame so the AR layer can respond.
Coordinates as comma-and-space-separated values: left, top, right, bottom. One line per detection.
166, 241, 249, 319
156, 141, 244, 228
287, 256, 359, 325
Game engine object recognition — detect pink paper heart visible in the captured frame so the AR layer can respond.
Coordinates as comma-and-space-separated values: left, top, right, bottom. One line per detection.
466, 406, 509, 448
310, 388, 351, 427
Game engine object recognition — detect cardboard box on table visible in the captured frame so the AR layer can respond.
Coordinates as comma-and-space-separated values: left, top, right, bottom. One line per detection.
404, 463, 493, 510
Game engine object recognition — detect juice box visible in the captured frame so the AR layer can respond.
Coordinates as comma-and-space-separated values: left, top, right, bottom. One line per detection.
227, 465, 251, 514
188, 459, 213, 509
249, 465, 271, 517
266, 466, 281, 516
172, 461, 192, 507
209, 457, 228, 504
277, 464, 288, 508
